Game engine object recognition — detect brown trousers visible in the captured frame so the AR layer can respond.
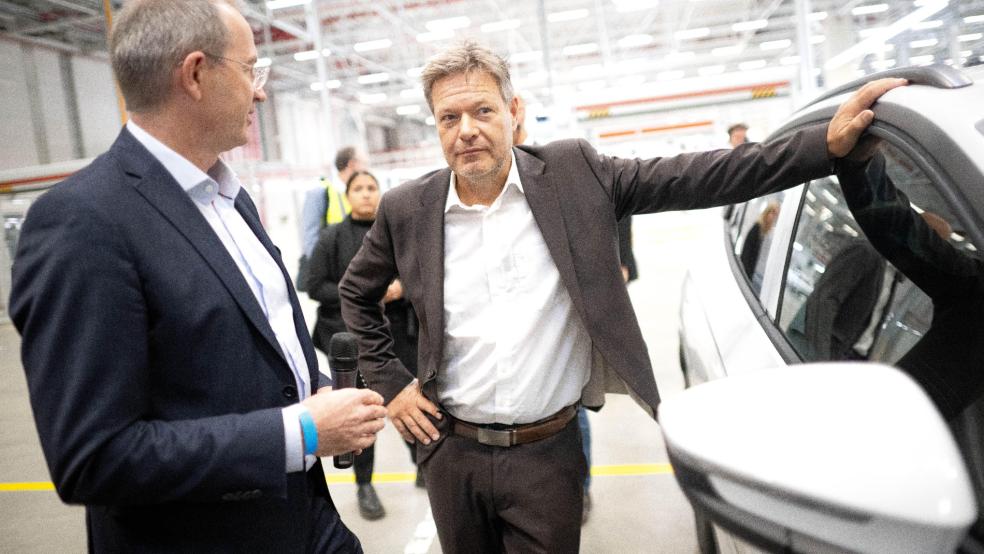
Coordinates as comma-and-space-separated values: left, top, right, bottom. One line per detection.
421, 417, 586, 553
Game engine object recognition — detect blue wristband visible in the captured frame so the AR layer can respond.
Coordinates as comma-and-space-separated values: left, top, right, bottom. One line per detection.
298, 409, 318, 456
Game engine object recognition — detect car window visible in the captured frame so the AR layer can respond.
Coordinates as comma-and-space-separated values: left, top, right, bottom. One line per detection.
777, 176, 886, 362
780, 141, 984, 415
733, 193, 785, 296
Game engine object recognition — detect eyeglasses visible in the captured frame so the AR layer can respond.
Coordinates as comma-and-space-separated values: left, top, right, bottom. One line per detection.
204, 53, 270, 91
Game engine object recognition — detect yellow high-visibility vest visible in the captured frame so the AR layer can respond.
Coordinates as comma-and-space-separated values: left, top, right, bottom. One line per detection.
322, 177, 351, 225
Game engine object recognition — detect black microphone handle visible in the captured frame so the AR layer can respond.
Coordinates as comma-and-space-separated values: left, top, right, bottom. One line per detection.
332, 367, 358, 469
334, 452, 354, 469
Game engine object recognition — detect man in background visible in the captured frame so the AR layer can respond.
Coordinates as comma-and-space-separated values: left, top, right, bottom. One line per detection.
728, 122, 749, 148
9, 1, 385, 551
297, 146, 366, 290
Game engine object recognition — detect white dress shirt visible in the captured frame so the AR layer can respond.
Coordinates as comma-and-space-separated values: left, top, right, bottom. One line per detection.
127, 121, 314, 472
440, 150, 591, 424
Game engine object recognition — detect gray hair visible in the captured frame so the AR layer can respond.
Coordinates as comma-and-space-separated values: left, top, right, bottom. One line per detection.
110, 0, 234, 113
420, 40, 514, 112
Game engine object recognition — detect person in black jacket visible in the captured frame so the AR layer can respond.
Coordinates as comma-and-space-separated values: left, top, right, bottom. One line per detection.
307, 171, 420, 520
739, 201, 780, 292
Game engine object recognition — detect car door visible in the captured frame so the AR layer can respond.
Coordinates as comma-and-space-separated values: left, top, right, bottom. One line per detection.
707, 118, 984, 552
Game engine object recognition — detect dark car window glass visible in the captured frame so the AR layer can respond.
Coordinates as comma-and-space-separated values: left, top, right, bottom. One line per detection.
778, 177, 886, 362
780, 140, 984, 423
733, 193, 784, 296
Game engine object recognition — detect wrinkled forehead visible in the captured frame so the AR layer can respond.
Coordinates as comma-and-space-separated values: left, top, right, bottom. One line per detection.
433, 70, 505, 105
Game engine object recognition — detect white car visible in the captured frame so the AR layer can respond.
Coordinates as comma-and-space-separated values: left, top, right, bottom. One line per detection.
669, 64, 984, 553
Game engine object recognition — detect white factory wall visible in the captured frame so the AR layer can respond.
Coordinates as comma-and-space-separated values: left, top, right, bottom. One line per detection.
0, 40, 41, 170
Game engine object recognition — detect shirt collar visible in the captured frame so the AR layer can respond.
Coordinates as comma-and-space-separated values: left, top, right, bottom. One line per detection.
126, 120, 241, 205
445, 149, 523, 213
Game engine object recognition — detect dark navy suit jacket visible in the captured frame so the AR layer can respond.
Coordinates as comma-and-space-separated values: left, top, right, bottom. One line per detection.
10, 128, 336, 552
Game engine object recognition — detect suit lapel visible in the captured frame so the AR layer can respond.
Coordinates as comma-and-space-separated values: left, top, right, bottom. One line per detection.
113, 129, 289, 367
415, 170, 451, 372
235, 192, 319, 381
514, 148, 589, 324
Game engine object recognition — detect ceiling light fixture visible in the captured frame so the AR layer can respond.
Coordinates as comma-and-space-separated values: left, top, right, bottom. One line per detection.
266, 0, 309, 10
738, 59, 768, 71
675, 27, 710, 40
548, 9, 590, 23
310, 80, 340, 91
293, 48, 331, 61
353, 39, 392, 52
851, 4, 889, 16
909, 38, 938, 48
357, 73, 390, 84
760, 39, 792, 50
732, 19, 768, 32
618, 34, 653, 48
563, 43, 600, 56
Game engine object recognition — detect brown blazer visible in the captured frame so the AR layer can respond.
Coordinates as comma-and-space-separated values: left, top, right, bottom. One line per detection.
339, 127, 830, 460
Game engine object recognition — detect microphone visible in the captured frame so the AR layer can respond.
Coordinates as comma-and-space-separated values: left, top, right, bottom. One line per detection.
329, 332, 358, 469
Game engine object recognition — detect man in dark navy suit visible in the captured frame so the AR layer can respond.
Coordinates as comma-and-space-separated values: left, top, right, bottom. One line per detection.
8, 0, 385, 551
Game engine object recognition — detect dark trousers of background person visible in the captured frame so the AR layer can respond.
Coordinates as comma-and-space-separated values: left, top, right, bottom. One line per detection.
422, 417, 586, 553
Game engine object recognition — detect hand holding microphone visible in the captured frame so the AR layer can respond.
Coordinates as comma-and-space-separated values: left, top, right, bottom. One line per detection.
300, 333, 386, 459
329, 333, 358, 468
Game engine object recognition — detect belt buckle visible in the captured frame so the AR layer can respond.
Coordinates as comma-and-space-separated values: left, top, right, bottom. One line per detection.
475, 426, 513, 447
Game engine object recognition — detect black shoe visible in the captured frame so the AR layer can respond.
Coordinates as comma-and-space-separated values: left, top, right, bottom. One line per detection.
357, 484, 385, 520
415, 470, 425, 488
581, 492, 591, 525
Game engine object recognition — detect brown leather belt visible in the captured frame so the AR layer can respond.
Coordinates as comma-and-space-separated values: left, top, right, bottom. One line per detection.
451, 404, 578, 447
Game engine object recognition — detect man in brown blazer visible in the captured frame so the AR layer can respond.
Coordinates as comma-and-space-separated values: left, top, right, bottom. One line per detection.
339, 40, 906, 553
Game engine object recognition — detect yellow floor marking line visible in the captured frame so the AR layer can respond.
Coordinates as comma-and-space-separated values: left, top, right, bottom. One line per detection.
326, 463, 674, 485
1, 464, 674, 492
0, 482, 55, 492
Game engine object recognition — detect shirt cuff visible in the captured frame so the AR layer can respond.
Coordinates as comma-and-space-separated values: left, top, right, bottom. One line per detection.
282, 404, 316, 473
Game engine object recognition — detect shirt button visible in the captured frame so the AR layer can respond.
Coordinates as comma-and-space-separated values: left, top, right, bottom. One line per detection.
205, 184, 215, 194
282, 385, 297, 399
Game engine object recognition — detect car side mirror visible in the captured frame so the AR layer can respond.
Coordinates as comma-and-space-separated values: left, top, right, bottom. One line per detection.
659, 363, 976, 553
